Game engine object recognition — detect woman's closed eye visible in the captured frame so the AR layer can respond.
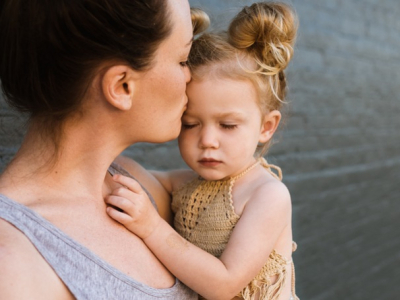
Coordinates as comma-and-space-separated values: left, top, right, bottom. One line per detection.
180, 60, 189, 67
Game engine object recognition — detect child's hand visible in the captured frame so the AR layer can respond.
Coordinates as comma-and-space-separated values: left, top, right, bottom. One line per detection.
105, 174, 161, 239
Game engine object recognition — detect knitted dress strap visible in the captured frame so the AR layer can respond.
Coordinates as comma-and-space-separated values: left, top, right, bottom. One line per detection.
291, 242, 300, 300
227, 160, 260, 216
259, 157, 283, 181
229, 158, 282, 182
229, 160, 260, 182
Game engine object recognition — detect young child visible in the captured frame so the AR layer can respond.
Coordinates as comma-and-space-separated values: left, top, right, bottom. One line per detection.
106, 2, 299, 300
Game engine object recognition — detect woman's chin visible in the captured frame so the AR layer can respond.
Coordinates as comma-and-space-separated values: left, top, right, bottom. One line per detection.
150, 129, 181, 144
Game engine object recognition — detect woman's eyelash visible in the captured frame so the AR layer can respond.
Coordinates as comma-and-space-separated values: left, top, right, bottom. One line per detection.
180, 60, 189, 67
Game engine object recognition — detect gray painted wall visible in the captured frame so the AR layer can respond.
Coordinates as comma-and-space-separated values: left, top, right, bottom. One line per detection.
1, 1, 399, 299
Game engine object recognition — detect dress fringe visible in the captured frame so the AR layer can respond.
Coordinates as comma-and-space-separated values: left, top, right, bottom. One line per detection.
239, 266, 286, 300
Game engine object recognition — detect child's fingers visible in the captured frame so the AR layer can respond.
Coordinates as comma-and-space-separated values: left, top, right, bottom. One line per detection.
111, 186, 137, 200
112, 174, 143, 194
106, 195, 136, 213
106, 206, 132, 225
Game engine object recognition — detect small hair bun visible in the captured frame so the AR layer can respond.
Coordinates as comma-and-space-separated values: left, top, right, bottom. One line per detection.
228, 2, 298, 75
191, 8, 210, 36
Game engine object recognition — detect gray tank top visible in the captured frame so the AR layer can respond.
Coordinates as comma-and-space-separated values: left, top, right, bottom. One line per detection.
0, 164, 197, 300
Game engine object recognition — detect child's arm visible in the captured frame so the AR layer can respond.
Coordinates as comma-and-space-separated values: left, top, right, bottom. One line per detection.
106, 174, 291, 300
113, 155, 173, 223
113, 156, 195, 224
149, 169, 197, 195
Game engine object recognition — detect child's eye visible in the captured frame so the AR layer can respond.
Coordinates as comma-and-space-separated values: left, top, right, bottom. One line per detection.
220, 124, 237, 130
180, 60, 189, 67
182, 123, 197, 129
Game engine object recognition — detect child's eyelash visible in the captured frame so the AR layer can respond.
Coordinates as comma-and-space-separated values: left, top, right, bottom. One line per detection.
220, 124, 237, 129
182, 124, 197, 129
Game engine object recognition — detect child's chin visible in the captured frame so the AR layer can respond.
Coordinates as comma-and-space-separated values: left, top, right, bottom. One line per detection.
199, 172, 227, 181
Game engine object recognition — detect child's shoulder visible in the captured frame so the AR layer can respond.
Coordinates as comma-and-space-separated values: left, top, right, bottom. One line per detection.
247, 168, 291, 212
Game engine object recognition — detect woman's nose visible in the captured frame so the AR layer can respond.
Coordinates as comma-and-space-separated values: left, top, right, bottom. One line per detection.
199, 127, 219, 149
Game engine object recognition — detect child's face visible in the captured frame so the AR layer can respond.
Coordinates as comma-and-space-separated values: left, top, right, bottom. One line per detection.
178, 77, 266, 180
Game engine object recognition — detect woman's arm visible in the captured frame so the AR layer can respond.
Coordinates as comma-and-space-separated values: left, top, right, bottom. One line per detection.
106, 174, 291, 300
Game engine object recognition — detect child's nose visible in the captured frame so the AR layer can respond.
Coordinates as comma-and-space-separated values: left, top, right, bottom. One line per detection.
199, 127, 219, 149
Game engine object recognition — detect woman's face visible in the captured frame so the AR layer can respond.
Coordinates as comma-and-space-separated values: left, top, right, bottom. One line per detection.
130, 0, 193, 143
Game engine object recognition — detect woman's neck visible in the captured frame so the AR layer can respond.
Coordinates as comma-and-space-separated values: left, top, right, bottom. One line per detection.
0, 118, 129, 203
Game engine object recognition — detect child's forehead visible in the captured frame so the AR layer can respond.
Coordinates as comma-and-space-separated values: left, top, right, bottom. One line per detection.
186, 77, 259, 112
188, 75, 254, 91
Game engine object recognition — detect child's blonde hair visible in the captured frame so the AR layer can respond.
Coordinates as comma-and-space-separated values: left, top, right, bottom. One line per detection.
189, 2, 298, 154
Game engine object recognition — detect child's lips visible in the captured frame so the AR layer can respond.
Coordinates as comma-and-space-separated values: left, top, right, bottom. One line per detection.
198, 158, 222, 167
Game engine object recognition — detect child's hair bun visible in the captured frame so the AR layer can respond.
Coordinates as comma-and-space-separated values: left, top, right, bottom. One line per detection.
228, 2, 297, 75
191, 8, 210, 36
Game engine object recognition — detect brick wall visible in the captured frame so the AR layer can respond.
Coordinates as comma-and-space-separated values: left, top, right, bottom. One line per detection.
1, 1, 399, 299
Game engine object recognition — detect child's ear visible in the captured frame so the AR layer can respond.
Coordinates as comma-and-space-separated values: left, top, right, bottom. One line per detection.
101, 65, 137, 111
259, 110, 281, 143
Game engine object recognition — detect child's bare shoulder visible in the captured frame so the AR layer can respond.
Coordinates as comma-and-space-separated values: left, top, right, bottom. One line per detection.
237, 173, 291, 240
247, 172, 291, 213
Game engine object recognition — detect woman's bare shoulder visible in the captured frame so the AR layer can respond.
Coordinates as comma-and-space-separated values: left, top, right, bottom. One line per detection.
0, 219, 73, 299
0, 218, 35, 263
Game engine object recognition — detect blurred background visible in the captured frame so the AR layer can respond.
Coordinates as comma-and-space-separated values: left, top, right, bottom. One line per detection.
1, 0, 399, 299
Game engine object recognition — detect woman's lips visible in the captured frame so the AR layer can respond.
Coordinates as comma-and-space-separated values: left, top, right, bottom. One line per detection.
198, 158, 222, 167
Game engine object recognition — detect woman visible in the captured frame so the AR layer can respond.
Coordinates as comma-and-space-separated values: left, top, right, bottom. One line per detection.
0, 0, 200, 298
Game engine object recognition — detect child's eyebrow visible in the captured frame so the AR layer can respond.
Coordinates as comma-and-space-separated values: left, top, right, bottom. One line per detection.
215, 112, 246, 119
183, 111, 247, 120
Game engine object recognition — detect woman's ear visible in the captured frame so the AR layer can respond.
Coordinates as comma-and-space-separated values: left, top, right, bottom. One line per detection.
259, 110, 282, 143
101, 65, 137, 111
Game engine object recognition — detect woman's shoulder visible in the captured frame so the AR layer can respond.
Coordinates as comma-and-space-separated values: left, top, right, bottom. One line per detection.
0, 218, 36, 275
0, 218, 71, 298
0, 217, 28, 258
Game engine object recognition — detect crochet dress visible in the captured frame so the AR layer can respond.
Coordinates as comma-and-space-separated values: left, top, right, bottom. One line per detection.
171, 159, 299, 300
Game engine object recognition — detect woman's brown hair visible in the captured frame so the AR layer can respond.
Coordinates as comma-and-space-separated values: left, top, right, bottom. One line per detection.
0, 0, 172, 144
